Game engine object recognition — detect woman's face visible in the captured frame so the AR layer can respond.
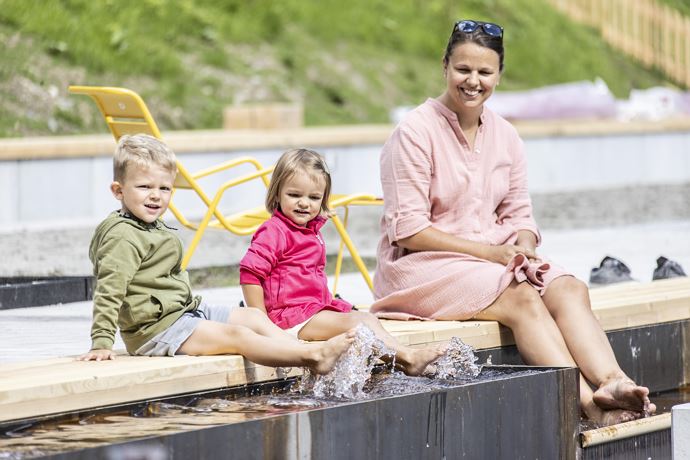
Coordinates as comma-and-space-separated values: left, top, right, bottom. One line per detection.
442, 42, 501, 114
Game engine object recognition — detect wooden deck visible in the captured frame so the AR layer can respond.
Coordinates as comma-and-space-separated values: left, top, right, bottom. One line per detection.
1, 277, 689, 423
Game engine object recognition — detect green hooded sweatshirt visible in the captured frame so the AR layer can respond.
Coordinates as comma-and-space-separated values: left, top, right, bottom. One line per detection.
89, 211, 201, 353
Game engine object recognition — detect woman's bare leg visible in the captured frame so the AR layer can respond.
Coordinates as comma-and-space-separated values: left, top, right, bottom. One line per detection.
298, 310, 444, 376
178, 320, 354, 374
474, 280, 642, 425
541, 276, 654, 413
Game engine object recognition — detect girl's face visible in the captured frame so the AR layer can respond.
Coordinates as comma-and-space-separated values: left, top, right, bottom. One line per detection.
441, 42, 501, 115
278, 170, 326, 226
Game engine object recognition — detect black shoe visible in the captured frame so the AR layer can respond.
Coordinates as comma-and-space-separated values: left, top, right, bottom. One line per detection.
653, 256, 687, 280
589, 256, 634, 286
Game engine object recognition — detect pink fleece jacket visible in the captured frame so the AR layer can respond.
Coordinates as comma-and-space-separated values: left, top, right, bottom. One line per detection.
239, 210, 352, 329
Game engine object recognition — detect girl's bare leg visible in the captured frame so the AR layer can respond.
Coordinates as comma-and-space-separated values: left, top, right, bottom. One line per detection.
229, 307, 296, 341
298, 310, 444, 376
474, 280, 643, 426
541, 276, 654, 414
178, 320, 355, 374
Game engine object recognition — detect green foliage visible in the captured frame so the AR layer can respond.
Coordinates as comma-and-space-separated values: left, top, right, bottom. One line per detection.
657, 0, 690, 16
0, 0, 678, 137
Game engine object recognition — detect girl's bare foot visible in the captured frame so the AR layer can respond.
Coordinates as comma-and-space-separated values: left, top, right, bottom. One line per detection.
593, 378, 657, 414
398, 345, 447, 376
307, 330, 356, 375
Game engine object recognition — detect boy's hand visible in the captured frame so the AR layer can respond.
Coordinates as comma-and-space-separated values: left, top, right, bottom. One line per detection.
77, 349, 116, 361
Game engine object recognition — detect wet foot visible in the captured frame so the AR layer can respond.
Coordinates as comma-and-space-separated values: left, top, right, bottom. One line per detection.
398, 345, 447, 376
593, 378, 656, 414
308, 329, 356, 375
588, 407, 642, 427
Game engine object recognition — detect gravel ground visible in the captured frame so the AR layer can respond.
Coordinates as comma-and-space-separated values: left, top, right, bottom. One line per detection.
1, 183, 688, 277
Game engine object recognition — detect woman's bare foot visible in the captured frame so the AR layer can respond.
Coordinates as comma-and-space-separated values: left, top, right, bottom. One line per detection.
397, 345, 447, 376
582, 399, 644, 427
591, 408, 641, 427
307, 330, 356, 375
593, 378, 656, 414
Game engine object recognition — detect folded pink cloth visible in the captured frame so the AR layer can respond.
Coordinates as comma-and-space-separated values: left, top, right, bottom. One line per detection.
505, 254, 551, 294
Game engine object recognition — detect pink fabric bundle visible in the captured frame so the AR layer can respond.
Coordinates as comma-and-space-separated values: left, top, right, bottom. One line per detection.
504, 254, 551, 294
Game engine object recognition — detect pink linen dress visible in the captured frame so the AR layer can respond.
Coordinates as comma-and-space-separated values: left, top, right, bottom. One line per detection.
371, 98, 571, 320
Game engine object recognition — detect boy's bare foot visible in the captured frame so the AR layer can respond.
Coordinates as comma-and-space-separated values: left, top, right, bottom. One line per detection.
593, 378, 657, 414
398, 345, 447, 376
307, 330, 356, 375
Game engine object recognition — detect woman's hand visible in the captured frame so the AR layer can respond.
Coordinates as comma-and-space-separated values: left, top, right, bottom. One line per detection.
485, 244, 538, 265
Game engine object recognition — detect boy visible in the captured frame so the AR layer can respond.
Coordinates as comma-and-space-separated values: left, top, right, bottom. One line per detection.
79, 134, 353, 375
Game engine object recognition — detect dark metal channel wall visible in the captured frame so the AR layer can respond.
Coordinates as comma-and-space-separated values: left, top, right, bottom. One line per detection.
478, 320, 689, 393
40, 367, 579, 460
581, 430, 671, 460
0, 276, 94, 310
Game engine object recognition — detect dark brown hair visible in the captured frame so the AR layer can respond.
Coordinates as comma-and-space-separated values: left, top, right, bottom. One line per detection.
443, 24, 504, 72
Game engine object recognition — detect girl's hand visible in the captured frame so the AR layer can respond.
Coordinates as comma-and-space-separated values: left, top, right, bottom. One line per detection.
486, 244, 538, 265
77, 349, 116, 361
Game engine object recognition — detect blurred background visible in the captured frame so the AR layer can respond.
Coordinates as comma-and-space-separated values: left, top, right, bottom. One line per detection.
0, 0, 688, 285
2, 0, 690, 136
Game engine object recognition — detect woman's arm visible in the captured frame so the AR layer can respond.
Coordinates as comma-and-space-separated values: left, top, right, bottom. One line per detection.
399, 226, 536, 265
495, 137, 541, 246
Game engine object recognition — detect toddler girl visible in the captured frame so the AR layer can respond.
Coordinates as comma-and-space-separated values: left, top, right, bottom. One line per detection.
240, 148, 444, 376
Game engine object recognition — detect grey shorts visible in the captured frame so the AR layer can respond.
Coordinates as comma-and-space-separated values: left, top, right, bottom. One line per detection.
134, 303, 235, 357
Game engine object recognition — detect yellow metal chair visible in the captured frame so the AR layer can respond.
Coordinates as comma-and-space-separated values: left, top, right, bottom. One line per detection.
68, 85, 381, 294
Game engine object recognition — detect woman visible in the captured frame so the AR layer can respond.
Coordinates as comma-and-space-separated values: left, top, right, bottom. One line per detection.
371, 19, 655, 426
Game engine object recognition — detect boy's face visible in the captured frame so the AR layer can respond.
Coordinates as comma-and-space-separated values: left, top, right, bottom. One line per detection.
278, 171, 325, 227
111, 163, 175, 223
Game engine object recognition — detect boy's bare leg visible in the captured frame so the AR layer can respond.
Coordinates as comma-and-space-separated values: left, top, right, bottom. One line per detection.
541, 276, 655, 414
298, 310, 444, 376
474, 280, 646, 426
178, 321, 354, 374
229, 307, 296, 341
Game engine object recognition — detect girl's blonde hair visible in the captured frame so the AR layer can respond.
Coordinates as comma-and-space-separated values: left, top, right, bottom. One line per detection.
266, 148, 332, 214
114, 134, 177, 182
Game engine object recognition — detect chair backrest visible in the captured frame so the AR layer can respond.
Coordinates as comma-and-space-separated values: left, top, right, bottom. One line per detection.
68, 85, 195, 189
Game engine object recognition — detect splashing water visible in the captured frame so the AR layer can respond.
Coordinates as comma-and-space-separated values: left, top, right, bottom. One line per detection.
298, 324, 394, 399
431, 337, 482, 380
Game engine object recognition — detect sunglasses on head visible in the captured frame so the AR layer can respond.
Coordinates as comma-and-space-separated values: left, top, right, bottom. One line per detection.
455, 20, 503, 38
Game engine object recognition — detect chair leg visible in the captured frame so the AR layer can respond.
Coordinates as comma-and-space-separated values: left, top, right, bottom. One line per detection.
332, 207, 349, 295
329, 213, 374, 293
181, 197, 221, 270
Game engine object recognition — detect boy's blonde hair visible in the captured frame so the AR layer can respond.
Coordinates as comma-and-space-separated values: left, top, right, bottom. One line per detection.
113, 134, 177, 182
266, 148, 332, 214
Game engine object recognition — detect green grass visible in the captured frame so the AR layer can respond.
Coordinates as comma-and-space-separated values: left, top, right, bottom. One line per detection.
0, 0, 680, 137
658, 0, 690, 16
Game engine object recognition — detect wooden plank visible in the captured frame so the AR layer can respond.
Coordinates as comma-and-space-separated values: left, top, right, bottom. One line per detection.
0, 354, 301, 422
